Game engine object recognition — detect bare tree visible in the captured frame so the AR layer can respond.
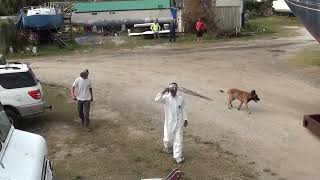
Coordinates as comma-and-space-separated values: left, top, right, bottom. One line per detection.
261, 0, 273, 16
182, 0, 219, 35
244, 0, 273, 16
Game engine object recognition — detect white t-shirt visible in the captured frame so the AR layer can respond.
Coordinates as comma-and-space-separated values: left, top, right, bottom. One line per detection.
73, 77, 92, 101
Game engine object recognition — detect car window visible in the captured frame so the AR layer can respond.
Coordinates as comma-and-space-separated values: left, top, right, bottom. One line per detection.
0, 110, 11, 142
0, 70, 37, 89
28, 68, 38, 82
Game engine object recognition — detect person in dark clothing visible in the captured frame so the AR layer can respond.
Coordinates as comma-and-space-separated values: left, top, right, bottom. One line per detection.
169, 20, 177, 42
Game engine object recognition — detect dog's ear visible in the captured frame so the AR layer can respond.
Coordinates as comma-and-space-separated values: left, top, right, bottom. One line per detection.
251, 90, 256, 94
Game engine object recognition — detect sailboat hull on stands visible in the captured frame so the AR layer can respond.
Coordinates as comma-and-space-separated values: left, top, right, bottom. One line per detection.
285, 0, 320, 42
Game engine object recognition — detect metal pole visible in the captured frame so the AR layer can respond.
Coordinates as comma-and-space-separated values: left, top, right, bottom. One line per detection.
2, 36, 4, 55
0, 27, 4, 55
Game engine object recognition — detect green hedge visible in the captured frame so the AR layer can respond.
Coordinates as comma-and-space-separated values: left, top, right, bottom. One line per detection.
244, 0, 273, 16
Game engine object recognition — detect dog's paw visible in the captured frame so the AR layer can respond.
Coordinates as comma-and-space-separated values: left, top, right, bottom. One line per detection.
248, 112, 252, 114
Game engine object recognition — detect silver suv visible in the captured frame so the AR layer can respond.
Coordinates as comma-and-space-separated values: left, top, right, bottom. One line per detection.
0, 61, 51, 128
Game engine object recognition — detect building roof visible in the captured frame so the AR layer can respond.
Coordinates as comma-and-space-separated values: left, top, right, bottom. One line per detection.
74, 0, 171, 13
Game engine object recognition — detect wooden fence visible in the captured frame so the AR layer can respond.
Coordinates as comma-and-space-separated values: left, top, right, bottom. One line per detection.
215, 6, 242, 32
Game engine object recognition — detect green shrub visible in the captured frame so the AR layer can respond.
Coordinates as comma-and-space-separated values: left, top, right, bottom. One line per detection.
244, 0, 273, 16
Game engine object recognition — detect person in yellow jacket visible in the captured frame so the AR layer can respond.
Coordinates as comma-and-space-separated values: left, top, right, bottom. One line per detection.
150, 18, 161, 42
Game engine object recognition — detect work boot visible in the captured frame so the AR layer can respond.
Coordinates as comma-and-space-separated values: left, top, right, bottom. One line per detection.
163, 147, 173, 154
175, 156, 185, 164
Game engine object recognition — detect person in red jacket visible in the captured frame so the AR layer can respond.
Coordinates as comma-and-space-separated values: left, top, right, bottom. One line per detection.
195, 18, 206, 42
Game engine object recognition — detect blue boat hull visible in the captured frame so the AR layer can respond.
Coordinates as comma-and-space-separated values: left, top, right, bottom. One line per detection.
285, 0, 320, 43
22, 15, 62, 31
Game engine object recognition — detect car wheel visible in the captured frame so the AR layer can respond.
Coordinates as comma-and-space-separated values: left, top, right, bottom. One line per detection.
4, 109, 21, 129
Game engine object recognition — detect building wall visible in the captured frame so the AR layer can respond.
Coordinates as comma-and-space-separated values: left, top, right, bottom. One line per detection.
216, 0, 242, 7
176, 9, 183, 32
72, 9, 174, 26
214, 0, 243, 32
215, 6, 242, 32
72, 0, 243, 33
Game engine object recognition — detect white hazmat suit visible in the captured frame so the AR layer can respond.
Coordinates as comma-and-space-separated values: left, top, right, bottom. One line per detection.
155, 92, 188, 159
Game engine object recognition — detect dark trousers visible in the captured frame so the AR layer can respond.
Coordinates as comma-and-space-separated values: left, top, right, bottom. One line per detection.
170, 31, 176, 42
77, 100, 91, 127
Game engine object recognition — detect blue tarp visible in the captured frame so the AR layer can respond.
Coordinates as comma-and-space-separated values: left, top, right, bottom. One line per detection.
170, 7, 177, 19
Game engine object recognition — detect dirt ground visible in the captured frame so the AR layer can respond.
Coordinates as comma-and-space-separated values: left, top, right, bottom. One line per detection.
18, 27, 320, 180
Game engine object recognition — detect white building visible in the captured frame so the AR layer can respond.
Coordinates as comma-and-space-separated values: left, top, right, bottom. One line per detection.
71, 0, 243, 33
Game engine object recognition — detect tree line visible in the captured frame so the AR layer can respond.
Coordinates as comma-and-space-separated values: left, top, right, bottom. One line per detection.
0, 0, 89, 15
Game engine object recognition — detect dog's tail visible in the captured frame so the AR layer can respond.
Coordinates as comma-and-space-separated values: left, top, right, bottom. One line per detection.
219, 90, 225, 93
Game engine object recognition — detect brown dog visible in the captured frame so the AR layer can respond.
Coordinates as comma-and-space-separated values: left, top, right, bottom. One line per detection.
221, 89, 260, 114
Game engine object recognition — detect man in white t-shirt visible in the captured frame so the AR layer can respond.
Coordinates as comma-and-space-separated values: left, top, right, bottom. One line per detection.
72, 69, 93, 129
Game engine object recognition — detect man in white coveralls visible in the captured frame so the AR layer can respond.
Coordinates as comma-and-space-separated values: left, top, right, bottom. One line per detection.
155, 83, 188, 163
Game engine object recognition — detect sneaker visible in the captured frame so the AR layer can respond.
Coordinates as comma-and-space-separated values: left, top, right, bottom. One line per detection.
175, 156, 185, 164
163, 147, 173, 154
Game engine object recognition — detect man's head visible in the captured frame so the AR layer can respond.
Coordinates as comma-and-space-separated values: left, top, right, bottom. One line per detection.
168, 83, 178, 97
154, 18, 158, 23
80, 69, 89, 79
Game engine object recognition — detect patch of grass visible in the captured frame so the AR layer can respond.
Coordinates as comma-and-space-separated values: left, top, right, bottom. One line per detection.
6, 42, 91, 60
177, 33, 220, 44
118, 35, 155, 48
176, 15, 302, 43
4, 15, 302, 60
2, 29, 252, 61
173, 15, 301, 43
122, 33, 222, 46
6, 36, 155, 60
289, 47, 320, 66
26, 84, 258, 180
243, 15, 301, 37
